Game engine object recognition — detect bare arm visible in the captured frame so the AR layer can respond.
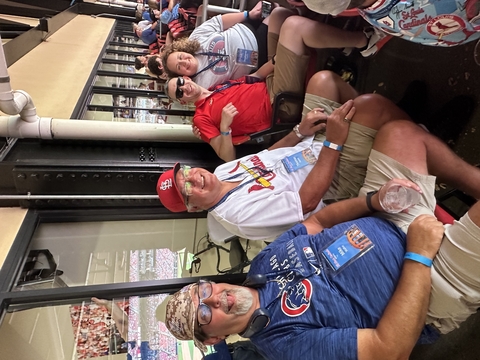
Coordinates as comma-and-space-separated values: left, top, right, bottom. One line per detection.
298, 100, 355, 213
168, 0, 176, 11
221, 2, 262, 29
357, 215, 444, 360
250, 60, 274, 80
208, 103, 238, 162
303, 178, 423, 234
209, 134, 236, 162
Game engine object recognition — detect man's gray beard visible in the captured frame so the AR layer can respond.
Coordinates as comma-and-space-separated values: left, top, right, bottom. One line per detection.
229, 287, 253, 315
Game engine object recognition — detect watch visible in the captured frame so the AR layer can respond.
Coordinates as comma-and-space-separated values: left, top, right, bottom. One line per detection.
366, 190, 378, 212
293, 124, 305, 139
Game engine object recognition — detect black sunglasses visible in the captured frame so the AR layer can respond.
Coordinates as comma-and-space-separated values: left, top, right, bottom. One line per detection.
175, 77, 185, 99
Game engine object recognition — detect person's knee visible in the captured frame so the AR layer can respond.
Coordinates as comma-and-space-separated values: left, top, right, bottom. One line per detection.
376, 119, 422, 143
280, 15, 307, 35
353, 93, 388, 110
307, 70, 337, 89
270, 6, 295, 22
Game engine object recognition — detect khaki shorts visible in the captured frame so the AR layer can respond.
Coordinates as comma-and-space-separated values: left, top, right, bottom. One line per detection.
358, 149, 437, 233
358, 149, 480, 334
266, 43, 310, 117
303, 93, 378, 203
427, 213, 480, 334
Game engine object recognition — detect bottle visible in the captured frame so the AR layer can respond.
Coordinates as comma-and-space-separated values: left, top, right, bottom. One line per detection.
379, 183, 421, 214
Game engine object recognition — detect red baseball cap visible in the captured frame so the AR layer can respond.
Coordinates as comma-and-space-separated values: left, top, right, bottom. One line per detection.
157, 163, 188, 212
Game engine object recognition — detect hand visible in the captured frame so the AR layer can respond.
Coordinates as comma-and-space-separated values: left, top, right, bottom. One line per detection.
220, 103, 238, 131
406, 214, 445, 260
249, 1, 263, 20
325, 99, 356, 146
191, 125, 202, 140
297, 108, 327, 136
91, 297, 111, 311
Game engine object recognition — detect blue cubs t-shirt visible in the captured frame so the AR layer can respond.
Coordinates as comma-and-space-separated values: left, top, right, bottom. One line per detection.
248, 217, 437, 360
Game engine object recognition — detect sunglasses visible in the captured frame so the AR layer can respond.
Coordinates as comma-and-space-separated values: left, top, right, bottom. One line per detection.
175, 77, 185, 99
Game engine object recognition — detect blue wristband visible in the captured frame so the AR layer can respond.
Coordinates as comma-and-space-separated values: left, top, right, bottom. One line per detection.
404, 252, 433, 267
323, 140, 343, 152
220, 128, 231, 136
244, 10, 248, 19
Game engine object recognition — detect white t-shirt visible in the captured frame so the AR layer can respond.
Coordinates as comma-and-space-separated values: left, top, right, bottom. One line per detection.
189, 15, 258, 89
208, 137, 325, 243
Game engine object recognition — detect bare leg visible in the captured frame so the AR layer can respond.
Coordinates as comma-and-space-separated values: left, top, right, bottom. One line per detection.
352, 94, 411, 130
306, 71, 358, 104
278, 15, 367, 56
372, 120, 480, 198
306, 71, 408, 131
267, 7, 295, 58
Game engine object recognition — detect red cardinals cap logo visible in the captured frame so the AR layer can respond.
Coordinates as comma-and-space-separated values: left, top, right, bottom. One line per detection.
157, 163, 187, 212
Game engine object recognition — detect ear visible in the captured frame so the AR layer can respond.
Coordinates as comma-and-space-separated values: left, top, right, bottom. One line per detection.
203, 336, 227, 346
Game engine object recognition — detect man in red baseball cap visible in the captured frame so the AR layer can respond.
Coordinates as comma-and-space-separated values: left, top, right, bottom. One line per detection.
157, 72, 413, 242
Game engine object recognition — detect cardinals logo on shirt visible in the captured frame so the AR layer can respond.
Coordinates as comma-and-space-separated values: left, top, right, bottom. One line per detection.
281, 279, 312, 317
228, 156, 277, 193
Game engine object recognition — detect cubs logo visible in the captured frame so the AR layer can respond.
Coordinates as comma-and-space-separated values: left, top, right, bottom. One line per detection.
281, 279, 312, 317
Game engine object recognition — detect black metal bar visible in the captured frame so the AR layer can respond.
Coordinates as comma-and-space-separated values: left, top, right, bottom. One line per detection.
41, 5, 78, 41
2, 5, 81, 67
101, 58, 135, 64
32, 206, 207, 224
109, 41, 149, 49
91, 86, 164, 96
104, 48, 149, 56
2, 26, 44, 67
3, 274, 247, 308
97, 69, 151, 79
78, 2, 136, 17
8, 0, 73, 12
0, 4, 58, 18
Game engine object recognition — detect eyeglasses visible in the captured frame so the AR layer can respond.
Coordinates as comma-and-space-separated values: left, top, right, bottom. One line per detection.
175, 77, 185, 99
195, 280, 213, 327
179, 165, 193, 206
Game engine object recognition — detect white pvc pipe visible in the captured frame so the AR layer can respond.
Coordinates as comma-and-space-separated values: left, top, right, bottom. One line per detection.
0, 34, 199, 143
0, 115, 201, 142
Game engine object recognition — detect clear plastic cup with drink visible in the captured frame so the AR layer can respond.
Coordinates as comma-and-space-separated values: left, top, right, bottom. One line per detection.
379, 183, 421, 214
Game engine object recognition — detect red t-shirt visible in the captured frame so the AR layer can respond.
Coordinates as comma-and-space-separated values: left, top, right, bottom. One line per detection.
193, 77, 272, 143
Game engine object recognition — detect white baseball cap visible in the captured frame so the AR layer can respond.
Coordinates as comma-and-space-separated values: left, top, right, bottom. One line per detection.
302, 0, 351, 15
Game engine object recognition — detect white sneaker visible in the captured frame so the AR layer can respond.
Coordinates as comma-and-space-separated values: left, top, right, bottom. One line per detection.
360, 27, 390, 57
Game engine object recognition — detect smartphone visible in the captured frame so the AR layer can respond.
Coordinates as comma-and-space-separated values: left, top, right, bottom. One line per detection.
261, 1, 272, 19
